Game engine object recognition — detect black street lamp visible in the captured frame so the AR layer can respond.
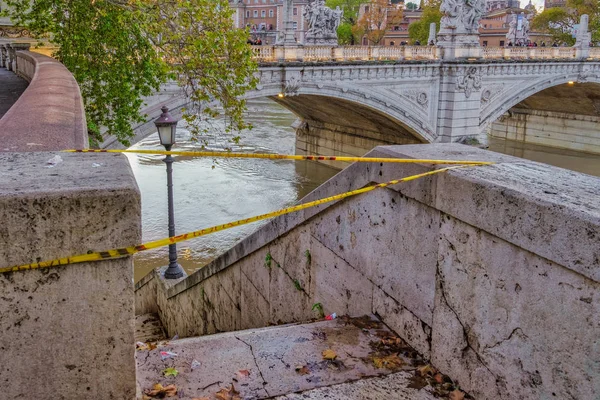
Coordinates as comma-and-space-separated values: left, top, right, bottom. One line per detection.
154, 106, 184, 279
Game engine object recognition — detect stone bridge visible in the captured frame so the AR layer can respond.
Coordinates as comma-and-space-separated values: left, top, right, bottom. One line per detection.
116, 44, 600, 158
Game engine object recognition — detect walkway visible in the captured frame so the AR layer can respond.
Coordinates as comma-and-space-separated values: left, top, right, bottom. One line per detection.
0, 68, 27, 119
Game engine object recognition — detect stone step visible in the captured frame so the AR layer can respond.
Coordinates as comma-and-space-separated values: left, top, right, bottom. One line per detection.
135, 313, 167, 344
136, 315, 465, 399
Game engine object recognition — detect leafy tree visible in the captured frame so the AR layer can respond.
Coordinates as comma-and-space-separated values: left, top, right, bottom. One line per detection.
353, 0, 403, 45
532, 0, 599, 46
408, 0, 442, 44
326, 0, 362, 44
2, 0, 257, 147
406, 2, 419, 10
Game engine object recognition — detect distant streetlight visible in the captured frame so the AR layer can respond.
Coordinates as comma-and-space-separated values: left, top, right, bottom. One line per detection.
154, 106, 184, 279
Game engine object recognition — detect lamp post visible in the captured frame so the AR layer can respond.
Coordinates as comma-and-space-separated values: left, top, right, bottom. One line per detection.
154, 106, 184, 279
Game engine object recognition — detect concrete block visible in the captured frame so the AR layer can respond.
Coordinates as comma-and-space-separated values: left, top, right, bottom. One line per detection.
241, 269, 270, 329
0, 152, 140, 399
310, 184, 440, 325
310, 237, 373, 317
434, 160, 600, 282
432, 216, 600, 400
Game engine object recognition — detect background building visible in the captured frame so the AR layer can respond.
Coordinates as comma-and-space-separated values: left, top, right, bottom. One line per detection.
230, 0, 309, 44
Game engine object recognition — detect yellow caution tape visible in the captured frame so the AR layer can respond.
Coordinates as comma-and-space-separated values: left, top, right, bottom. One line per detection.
0, 165, 481, 274
65, 149, 494, 166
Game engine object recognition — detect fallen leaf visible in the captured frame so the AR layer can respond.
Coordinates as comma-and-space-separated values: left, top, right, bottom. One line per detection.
372, 354, 403, 370
416, 364, 436, 377
163, 367, 179, 377
322, 349, 337, 360
434, 373, 444, 384
449, 389, 465, 400
237, 369, 250, 378
381, 337, 403, 346
191, 398, 210, 400
295, 365, 310, 375
144, 383, 178, 398
136, 341, 158, 351
215, 384, 241, 400
407, 375, 428, 390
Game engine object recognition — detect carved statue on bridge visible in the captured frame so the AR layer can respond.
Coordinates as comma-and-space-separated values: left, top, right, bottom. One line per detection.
440, 0, 485, 33
304, 0, 342, 46
437, 0, 485, 58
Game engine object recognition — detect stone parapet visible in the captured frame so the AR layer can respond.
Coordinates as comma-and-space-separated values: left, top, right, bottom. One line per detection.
0, 50, 87, 152
0, 151, 141, 399
136, 144, 600, 400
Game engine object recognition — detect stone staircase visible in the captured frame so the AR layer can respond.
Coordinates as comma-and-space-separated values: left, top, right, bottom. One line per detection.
135, 313, 167, 343
135, 315, 467, 399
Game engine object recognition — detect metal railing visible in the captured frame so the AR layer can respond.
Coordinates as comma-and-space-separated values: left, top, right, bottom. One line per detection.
251, 45, 587, 63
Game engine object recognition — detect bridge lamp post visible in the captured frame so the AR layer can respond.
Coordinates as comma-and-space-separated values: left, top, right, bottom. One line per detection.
154, 106, 184, 280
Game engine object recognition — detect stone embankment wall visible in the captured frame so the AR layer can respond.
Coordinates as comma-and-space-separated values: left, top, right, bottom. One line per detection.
0, 50, 87, 151
136, 144, 600, 400
0, 53, 140, 399
489, 108, 600, 154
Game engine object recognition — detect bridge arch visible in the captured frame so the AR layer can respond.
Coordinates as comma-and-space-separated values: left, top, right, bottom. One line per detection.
244, 82, 437, 145
479, 73, 600, 135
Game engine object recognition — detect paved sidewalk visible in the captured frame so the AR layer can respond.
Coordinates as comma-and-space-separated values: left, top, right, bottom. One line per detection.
0, 68, 28, 120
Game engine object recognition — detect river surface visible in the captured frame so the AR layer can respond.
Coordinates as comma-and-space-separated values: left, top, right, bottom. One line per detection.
128, 99, 600, 282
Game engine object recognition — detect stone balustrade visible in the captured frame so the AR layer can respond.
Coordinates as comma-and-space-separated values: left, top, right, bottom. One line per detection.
251, 45, 591, 63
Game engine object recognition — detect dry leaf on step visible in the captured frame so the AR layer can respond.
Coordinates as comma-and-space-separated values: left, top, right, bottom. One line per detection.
144, 383, 177, 398
372, 354, 403, 370
416, 364, 436, 377
449, 389, 465, 400
237, 369, 250, 378
295, 365, 310, 375
322, 349, 337, 360
215, 384, 241, 400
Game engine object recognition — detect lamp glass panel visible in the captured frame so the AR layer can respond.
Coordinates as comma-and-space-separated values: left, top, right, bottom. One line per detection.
158, 125, 173, 145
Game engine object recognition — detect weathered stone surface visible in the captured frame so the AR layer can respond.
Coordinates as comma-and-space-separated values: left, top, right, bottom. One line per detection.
137, 144, 600, 399
136, 316, 439, 400
275, 371, 437, 399
0, 151, 140, 399
432, 216, 600, 400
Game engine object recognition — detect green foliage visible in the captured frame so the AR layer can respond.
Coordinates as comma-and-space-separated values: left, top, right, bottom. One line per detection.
326, 0, 362, 44
312, 302, 325, 318
2, 0, 257, 147
293, 279, 303, 291
532, 0, 599, 46
408, 0, 442, 44
326, 0, 362, 25
163, 367, 179, 377
406, 2, 419, 10
337, 22, 356, 45
265, 252, 273, 269
304, 249, 312, 265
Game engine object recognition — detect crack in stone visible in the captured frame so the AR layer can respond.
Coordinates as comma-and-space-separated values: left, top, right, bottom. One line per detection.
235, 336, 270, 397
436, 266, 498, 381
485, 327, 528, 351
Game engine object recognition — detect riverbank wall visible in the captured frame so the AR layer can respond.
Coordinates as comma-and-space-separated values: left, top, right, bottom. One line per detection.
136, 144, 600, 400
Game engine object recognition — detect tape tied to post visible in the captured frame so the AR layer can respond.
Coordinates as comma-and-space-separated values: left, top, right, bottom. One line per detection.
0, 164, 490, 274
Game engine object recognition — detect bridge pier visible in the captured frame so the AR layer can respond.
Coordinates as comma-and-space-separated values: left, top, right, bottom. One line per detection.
488, 108, 600, 154
294, 118, 420, 169
437, 65, 486, 144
